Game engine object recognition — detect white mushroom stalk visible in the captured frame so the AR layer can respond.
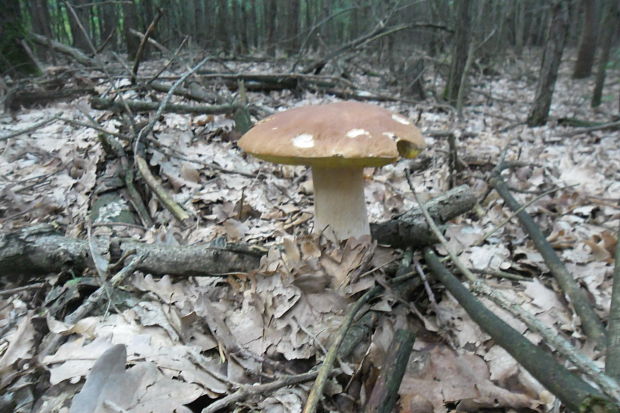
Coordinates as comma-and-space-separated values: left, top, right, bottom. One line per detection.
312, 166, 369, 240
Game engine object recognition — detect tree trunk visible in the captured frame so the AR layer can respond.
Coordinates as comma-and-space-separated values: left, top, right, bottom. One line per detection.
123, 0, 140, 59
527, 1, 570, 127
184, 0, 197, 40
217, 0, 233, 51
29, 0, 53, 38
591, 0, 619, 107
444, 0, 472, 105
232, 0, 246, 54
101, 2, 119, 50
513, 1, 526, 54
286, 0, 301, 53
573, 0, 598, 78
0, 1, 38, 75
265, 0, 277, 55
68, 0, 92, 51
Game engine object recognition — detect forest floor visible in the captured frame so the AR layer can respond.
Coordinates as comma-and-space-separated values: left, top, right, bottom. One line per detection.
0, 50, 619, 413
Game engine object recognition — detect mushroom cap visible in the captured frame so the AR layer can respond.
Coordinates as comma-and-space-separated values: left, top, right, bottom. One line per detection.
238, 101, 425, 167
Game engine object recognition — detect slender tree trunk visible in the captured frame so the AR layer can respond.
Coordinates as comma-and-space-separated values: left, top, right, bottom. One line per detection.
101, 2, 118, 50
0, 0, 38, 75
592, 0, 620, 107
29, 0, 53, 38
444, 0, 472, 105
573, 0, 598, 78
123, 0, 140, 59
286, 0, 300, 53
232, 0, 247, 54
527, 1, 570, 127
185, 0, 197, 40
218, 0, 232, 52
195, 0, 207, 47
69, 0, 92, 51
265, 0, 277, 55
513, 1, 525, 54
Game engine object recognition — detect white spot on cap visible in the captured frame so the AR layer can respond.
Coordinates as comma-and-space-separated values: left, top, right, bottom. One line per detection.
272, 127, 279, 130
292, 133, 314, 148
346, 129, 370, 138
392, 114, 410, 125
382, 132, 396, 140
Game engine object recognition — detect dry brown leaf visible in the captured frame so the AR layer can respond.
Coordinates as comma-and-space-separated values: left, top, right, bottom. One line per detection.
399, 345, 542, 413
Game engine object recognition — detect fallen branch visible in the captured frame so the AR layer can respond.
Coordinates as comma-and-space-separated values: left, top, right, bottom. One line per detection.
29, 33, 95, 67
0, 224, 262, 277
424, 250, 617, 412
90, 97, 240, 115
0, 113, 62, 141
131, 8, 164, 84
302, 23, 411, 74
363, 329, 415, 413
202, 369, 339, 413
135, 154, 190, 224
302, 273, 414, 413
302, 284, 382, 413
490, 169, 607, 348
566, 119, 620, 136
371, 185, 477, 248
39, 254, 145, 361
149, 80, 222, 103
408, 172, 620, 404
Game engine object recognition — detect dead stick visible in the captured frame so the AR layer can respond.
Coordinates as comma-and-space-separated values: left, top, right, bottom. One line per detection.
424, 250, 617, 412
302, 273, 413, 413
135, 155, 190, 223
90, 97, 240, 115
0, 113, 63, 141
202, 370, 339, 413
38, 255, 145, 360
407, 172, 620, 402
363, 329, 415, 413
370, 185, 476, 248
302, 288, 380, 413
490, 171, 607, 348
131, 8, 164, 84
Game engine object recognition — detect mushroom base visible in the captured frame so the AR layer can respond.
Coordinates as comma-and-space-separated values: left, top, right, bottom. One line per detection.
312, 167, 370, 240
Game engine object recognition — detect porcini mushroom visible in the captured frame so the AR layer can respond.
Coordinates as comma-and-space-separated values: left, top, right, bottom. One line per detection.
238, 101, 425, 240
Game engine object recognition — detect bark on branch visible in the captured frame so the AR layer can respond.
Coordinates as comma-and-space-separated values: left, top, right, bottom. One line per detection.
424, 249, 618, 413
0, 224, 261, 277
371, 185, 477, 248
90, 97, 240, 115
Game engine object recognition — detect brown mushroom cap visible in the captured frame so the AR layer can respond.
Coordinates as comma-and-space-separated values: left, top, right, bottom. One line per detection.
238, 101, 425, 168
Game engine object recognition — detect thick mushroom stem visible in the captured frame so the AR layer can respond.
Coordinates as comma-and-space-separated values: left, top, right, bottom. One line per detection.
311, 166, 370, 240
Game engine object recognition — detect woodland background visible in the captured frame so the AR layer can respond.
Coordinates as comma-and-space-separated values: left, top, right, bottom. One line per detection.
1, 1, 620, 413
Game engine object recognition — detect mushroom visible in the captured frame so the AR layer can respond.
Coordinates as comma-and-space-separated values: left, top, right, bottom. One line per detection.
238, 101, 425, 240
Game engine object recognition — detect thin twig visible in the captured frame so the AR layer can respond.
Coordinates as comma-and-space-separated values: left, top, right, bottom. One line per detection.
301, 272, 414, 413
0, 283, 45, 297
131, 8, 164, 84
0, 113, 63, 141
135, 155, 190, 223
405, 171, 620, 403
476, 184, 576, 246
490, 169, 607, 348
38, 254, 146, 361
133, 55, 211, 155
302, 286, 381, 413
202, 369, 338, 413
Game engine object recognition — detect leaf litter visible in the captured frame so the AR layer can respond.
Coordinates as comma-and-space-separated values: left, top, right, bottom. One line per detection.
0, 54, 619, 412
